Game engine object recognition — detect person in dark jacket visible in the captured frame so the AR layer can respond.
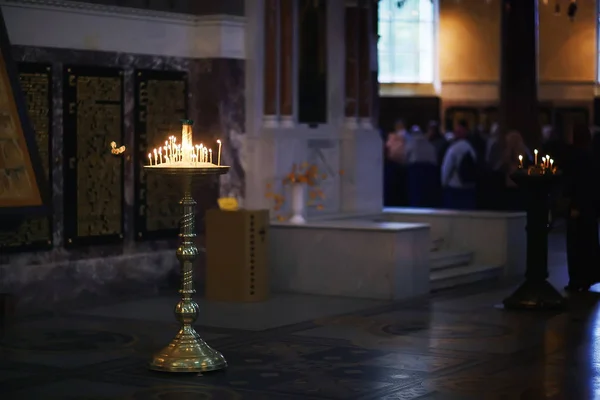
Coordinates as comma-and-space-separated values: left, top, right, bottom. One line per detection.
564, 124, 600, 291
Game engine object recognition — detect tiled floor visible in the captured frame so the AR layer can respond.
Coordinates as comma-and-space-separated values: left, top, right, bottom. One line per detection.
2, 232, 600, 399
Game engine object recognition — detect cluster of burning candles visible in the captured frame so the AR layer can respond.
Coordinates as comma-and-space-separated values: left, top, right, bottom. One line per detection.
518, 149, 556, 174
146, 122, 222, 167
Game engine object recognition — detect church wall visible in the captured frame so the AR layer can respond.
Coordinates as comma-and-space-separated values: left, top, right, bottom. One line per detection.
0, 1, 245, 312
381, 0, 598, 133
66, 0, 245, 16
243, 0, 383, 218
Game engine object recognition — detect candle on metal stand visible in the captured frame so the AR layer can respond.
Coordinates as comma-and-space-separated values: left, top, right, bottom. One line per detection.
217, 139, 222, 166
158, 149, 163, 164
181, 120, 193, 163
209, 149, 213, 164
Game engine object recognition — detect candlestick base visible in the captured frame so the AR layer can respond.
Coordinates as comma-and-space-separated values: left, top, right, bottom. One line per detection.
502, 280, 565, 311
149, 325, 227, 373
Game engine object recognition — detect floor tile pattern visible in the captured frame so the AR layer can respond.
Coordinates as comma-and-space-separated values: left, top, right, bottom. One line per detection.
1, 232, 599, 399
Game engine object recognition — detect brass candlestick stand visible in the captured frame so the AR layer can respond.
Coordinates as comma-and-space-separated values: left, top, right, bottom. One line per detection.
144, 165, 229, 373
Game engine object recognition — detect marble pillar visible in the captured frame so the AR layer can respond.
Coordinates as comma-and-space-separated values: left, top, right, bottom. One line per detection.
357, 0, 372, 127
263, 0, 278, 125
243, 0, 382, 217
279, 0, 294, 125
499, 0, 540, 146
344, 4, 359, 125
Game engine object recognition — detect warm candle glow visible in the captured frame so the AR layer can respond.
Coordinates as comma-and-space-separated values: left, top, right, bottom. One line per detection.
217, 139, 222, 166
534, 149, 538, 165
146, 120, 225, 169
518, 154, 523, 168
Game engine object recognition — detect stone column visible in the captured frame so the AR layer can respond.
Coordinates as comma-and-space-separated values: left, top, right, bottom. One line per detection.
279, 0, 294, 126
357, 0, 372, 128
499, 0, 539, 147
263, 0, 278, 126
344, 3, 359, 127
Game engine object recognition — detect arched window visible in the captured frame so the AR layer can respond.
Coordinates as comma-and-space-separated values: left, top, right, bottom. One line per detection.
378, 0, 436, 84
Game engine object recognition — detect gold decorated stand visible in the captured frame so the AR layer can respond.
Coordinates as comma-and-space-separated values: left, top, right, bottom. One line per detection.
144, 165, 230, 373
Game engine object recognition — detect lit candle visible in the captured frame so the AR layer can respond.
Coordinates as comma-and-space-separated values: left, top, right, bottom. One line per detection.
217, 139, 222, 166
518, 155, 523, 168
534, 149, 538, 165
550, 158, 554, 169
204, 147, 208, 163
209, 149, 213, 164
148, 153, 152, 166
195, 145, 200, 162
158, 148, 163, 164
542, 156, 546, 167
181, 120, 194, 163
545, 155, 550, 167
153, 148, 158, 165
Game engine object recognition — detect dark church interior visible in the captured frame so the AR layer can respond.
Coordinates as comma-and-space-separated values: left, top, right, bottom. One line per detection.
2, 0, 600, 399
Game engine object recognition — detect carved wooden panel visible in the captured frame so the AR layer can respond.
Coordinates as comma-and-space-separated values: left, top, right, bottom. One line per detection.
63, 66, 124, 247
134, 69, 187, 240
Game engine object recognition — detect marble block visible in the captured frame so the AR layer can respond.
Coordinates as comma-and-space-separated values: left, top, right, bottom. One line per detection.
0, 249, 180, 314
269, 220, 431, 301
381, 208, 527, 277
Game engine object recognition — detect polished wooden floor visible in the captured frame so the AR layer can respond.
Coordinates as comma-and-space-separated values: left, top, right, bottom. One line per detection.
1, 232, 598, 399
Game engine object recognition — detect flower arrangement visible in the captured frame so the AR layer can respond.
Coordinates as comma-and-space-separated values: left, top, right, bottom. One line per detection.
265, 163, 345, 221
282, 163, 322, 186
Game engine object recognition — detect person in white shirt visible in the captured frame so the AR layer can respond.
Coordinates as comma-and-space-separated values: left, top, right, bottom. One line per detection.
405, 125, 437, 166
405, 125, 439, 207
440, 120, 478, 209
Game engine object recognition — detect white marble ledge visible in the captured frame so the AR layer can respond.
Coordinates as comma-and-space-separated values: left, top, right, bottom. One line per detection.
384, 207, 526, 219
270, 220, 429, 232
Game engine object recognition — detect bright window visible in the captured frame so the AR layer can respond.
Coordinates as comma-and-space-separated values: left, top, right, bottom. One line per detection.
378, 0, 436, 84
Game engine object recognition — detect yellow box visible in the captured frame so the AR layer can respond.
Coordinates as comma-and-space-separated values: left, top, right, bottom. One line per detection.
205, 209, 269, 302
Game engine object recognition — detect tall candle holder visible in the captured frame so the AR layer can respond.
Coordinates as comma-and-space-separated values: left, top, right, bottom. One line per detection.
145, 120, 229, 372
502, 163, 564, 310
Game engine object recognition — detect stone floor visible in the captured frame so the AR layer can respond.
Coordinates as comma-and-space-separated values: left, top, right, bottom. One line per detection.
1, 231, 600, 399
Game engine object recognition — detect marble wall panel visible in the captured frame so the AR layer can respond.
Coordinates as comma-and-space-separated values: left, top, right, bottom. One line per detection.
2, 46, 245, 311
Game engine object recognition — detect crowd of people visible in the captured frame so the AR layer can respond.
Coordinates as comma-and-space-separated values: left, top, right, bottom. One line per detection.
384, 119, 600, 292
385, 119, 567, 211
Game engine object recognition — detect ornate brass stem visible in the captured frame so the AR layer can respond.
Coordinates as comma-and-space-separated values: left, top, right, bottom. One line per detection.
149, 175, 227, 373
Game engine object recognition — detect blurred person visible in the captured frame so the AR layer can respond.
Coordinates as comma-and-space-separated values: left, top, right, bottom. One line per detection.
426, 120, 448, 166
384, 119, 410, 206
564, 124, 600, 291
440, 120, 477, 210
405, 125, 440, 207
